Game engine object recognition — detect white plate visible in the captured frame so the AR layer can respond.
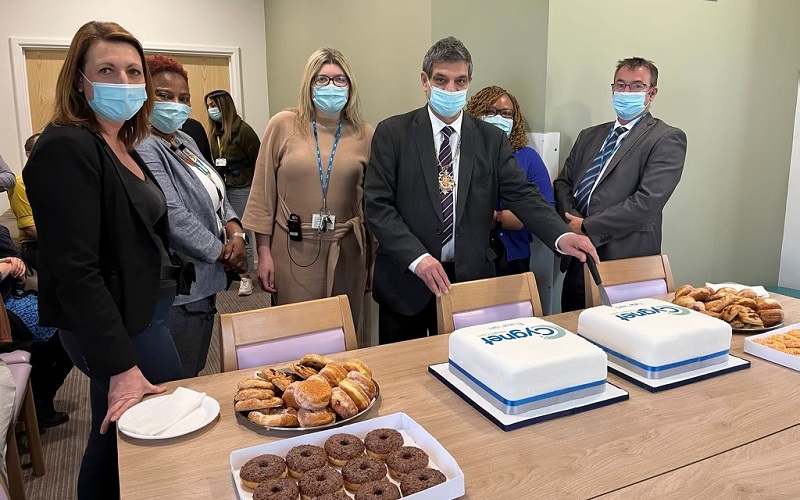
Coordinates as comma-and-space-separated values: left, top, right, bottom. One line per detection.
118, 395, 220, 440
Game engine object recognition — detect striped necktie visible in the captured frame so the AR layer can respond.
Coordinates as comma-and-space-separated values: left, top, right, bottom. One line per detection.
439, 125, 455, 247
574, 126, 627, 214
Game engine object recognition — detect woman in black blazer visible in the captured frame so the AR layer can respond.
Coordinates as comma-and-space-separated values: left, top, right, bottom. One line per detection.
23, 21, 183, 500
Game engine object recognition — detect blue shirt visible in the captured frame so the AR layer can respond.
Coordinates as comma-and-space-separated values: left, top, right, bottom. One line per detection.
496, 147, 556, 261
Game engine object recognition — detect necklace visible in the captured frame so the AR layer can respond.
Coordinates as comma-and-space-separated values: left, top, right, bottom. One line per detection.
437, 139, 461, 195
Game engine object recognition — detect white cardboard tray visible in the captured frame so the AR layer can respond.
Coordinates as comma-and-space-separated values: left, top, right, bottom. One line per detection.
229, 412, 464, 500
743, 323, 800, 371
428, 363, 628, 431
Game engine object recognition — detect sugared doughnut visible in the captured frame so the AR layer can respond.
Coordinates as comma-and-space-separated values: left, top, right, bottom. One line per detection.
234, 397, 283, 412
338, 379, 370, 411
239, 454, 288, 489
346, 371, 377, 399
247, 408, 299, 428
355, 480, 401, 500
399, 468, 447, 496
291, 363, 318, 380
253, 477, 299, 500
342, 456, 388, 491
757, 298, 783, 311
386, 446, 429, 480
329, 387, 359, 420
286, 445, 327, 479
298, 467, 344, 500
343, 359, 372, 378
300, 353, 335, 370
234, 388, 275, 401
758, 308, 784, 327
364, 428, 403, 461
319, 363, 348, 387
295, 378, 332, 411
238, 378, 275, 390
324, 433, 365, 467
281, 381, 301, 410
297, 408, 336, 428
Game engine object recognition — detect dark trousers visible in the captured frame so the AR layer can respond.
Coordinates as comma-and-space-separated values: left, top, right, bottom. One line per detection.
379, 262, 456, 345
168, 295, 217, 378
561, 257, 586, 312
494, 253, 530, 277
20, 241, 39, 272
59, 297, 183, 500
30, 334, 74, 418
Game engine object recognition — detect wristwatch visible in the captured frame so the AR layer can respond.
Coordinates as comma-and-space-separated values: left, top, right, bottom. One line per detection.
230, 231, 250, 244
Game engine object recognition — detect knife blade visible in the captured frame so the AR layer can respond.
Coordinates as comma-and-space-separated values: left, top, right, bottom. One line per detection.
586, 255, 612, 307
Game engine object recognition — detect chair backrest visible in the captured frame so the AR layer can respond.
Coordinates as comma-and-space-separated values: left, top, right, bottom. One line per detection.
220, 295, 358, 372
583, 254, 674, 307
0, 300, 11, 345
436, 272, 543, 335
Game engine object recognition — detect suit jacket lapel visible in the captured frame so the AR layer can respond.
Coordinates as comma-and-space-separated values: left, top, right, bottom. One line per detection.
598, 113, 654, 184
411, 106, 443, 222
455, 114, 475, 224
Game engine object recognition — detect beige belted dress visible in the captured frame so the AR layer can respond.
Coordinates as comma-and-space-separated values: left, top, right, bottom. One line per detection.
242, 110, 374, 327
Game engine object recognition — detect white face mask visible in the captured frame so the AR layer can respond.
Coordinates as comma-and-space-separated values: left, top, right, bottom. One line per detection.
482, 115, 513, 136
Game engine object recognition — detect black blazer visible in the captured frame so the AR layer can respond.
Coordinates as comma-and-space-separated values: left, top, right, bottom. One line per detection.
23, 123, 171, 377
365, 106, 570, 315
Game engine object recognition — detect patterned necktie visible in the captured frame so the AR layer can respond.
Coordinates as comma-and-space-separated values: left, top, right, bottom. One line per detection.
439, 125, 455, 247
574, 126, 627, 214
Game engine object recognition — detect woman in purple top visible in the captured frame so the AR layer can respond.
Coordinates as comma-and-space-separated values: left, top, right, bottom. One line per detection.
466, 86, 555, 276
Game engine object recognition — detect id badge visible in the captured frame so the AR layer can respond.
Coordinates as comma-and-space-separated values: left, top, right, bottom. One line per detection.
311, 209, 335, 232
215, 158, 227, 168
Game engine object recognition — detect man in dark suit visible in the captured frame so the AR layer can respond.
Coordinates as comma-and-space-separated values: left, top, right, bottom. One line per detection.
554, 57, 687, 312
365, 36, 598, 344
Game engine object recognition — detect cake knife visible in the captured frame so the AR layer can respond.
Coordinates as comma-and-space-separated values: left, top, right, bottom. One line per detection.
586, 255, 612, 307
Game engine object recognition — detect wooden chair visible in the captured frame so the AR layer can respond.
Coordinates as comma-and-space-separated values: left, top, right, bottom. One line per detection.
220, 295, 359, 372
583, 254, 675, 307
436, 272, 543, 335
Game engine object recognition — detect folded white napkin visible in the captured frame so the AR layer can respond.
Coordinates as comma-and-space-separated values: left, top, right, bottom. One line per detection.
119, 387, 206, 436
705, 282, 769, 298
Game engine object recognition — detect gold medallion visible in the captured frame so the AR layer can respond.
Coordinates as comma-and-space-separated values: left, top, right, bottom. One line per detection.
439, 169, 455, 194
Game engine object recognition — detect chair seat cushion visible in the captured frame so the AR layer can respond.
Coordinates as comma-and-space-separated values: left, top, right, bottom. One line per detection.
452, 301, 534, 330
0, 350, 32, 365
6, 363, 30, 420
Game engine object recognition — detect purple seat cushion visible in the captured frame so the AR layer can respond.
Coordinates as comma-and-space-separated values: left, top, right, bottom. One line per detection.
452, 301, 534, 330
605, 279, 668, 304
236, 328, 346, 370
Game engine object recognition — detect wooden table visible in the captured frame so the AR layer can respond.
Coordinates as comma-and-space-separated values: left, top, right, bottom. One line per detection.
117, 295, 800, 499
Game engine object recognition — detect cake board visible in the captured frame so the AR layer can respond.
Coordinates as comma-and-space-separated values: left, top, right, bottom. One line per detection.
428, 363, 629, 432
607, 355, 750, 392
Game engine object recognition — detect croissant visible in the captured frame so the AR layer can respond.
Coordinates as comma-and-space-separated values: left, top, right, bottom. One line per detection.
672, 296, 696, 308
720, 305, 744, 323
674, 284, 694, 299
689, 288, 712, 301
738, 309, 764, 328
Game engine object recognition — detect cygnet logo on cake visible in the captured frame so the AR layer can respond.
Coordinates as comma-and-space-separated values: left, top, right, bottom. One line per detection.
615, 304, 691, 322
480, 325, 566, 345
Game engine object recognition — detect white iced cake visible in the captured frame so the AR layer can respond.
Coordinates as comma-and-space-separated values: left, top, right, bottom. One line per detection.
578, 298, 732, 379
448, 317, 607, 415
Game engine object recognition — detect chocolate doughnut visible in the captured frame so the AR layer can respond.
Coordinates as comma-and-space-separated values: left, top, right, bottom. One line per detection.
324, 433, 365, 466
239, 454, 288, 489
364, 428, 403, 461
399, 467, 447, 496
354, 480, 401, 500
286, 444, 327, 479
253, 477, 299, 500
313, 492, 350, 500
298, 466, 344, 500
342, 456, 387, 491
386, 446, 430, 480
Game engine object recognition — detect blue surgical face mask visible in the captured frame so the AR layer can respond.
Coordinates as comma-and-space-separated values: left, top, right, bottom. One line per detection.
483, 115, 513, 136
80, 71, 147, 123
207, 107, 222, 122
612, 91, 648, 121
427, 83, 467, 119
313, 84, 348, 115
150, 101, 191, 133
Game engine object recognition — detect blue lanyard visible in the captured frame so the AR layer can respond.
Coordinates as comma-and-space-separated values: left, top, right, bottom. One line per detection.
312, 117, 343, 208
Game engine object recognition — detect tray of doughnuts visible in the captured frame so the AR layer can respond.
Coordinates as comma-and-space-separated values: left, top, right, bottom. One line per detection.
233, 354, 380, 432
672, 285, 784, 333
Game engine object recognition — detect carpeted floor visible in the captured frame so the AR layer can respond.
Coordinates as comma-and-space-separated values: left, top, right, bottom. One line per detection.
18, 285, 271, 499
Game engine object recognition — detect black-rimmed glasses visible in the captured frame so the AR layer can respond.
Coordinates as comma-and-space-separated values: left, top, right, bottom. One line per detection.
313, 75, 349, 87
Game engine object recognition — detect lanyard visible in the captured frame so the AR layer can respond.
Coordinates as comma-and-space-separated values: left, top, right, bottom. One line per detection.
169, 140, 226, 221
312, 116, 343, 209
216, 136, 223, 158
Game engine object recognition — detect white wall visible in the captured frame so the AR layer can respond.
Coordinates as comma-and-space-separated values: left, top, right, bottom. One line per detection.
0, 0, 270, 206
779, 77, 800, 289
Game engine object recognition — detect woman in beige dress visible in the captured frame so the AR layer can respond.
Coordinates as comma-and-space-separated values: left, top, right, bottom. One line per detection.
243, 47, 373, 326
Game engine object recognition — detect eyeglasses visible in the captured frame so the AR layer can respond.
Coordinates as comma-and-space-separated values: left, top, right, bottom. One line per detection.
485, 108, 514, 119
313, 75, 349, 87
611, 81, 651, 92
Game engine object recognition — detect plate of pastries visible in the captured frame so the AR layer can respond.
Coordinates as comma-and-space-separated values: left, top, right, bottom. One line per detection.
234, 354, 379, 431
672, 285, 784, 332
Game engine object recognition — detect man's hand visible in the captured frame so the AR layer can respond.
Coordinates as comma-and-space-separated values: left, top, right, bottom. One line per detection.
101, 366, 166, 434
557, 233, 600, 264
0, 257, 26, 278
414, 256, 451, 297
564, 213, 584, 235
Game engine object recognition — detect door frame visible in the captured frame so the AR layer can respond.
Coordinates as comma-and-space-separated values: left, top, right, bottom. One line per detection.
9, 37, 243, 167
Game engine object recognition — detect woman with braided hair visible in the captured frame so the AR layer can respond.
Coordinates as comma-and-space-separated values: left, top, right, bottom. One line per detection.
466, 86, 555, 276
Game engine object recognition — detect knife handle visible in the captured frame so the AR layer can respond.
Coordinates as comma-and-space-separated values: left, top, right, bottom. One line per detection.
586, 255, 603, 286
